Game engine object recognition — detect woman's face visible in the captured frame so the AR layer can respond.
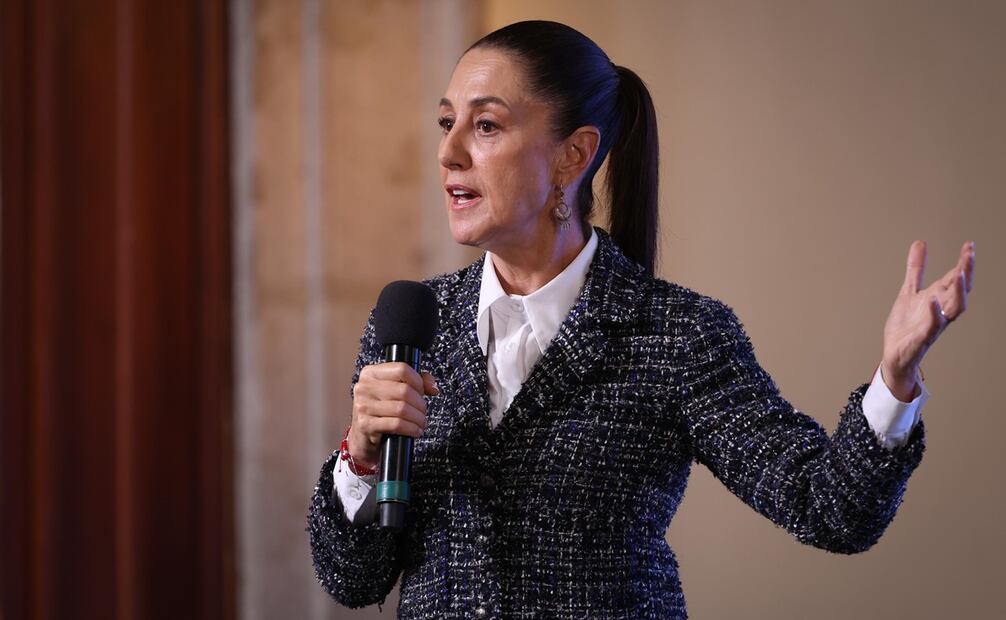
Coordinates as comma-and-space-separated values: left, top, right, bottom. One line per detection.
438, 48, 563, 251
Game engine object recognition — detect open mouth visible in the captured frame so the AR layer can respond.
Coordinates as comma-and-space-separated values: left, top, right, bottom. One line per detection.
446, 185, 482, 207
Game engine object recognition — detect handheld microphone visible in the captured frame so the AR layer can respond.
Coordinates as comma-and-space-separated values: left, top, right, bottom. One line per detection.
372, 280, 439, 529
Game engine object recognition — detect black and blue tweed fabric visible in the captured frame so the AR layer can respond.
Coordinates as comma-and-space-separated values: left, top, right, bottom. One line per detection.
308, 228, 925, 619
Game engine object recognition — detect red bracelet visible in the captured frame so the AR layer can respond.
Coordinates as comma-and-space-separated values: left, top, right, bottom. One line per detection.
340, 426, 378, 476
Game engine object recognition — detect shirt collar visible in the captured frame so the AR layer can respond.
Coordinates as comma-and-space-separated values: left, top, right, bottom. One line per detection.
476, 228, 599, 355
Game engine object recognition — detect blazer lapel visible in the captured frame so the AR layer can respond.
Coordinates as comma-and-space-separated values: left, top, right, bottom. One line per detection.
446, 229, 644, 472
441, 257, 496, 468
489, 229, 642, 446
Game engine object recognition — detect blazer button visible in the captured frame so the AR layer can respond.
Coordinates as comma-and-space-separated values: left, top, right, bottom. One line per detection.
474, 606, 487, 618
479, 472, 497, 493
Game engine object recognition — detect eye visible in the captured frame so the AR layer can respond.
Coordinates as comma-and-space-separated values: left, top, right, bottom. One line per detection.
437, 116, 454, 133
476, 119, 499, 135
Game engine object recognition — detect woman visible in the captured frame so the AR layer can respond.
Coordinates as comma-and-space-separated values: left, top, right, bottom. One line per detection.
309, 21, 975, 619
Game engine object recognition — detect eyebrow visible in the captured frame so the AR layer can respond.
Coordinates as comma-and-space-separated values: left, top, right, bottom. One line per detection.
439, 96, 511, 110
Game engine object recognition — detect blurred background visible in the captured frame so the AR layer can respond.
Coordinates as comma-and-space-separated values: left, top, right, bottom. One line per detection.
2, 0, 1003, 618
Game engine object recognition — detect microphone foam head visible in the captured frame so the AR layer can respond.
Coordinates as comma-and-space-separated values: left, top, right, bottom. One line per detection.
374, 281, 439, 350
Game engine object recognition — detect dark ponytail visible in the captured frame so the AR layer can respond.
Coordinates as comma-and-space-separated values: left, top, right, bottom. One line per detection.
607, 66, 659, 275
470, 21, 660, 275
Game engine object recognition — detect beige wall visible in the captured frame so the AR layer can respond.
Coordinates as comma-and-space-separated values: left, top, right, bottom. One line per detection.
235, 1, 1005, 617
232, 1, 481, 618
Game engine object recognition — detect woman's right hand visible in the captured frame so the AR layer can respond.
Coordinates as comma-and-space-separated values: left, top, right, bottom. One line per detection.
347, 363, 439, 469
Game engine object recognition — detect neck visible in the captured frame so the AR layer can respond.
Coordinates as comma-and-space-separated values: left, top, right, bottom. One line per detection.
489, 224, 588, 295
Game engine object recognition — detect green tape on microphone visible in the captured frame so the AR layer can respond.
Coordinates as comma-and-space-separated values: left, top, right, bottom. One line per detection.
377, 480, 411, 503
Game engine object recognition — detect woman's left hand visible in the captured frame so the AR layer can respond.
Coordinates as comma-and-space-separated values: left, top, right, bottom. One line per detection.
880, 240, 976, 401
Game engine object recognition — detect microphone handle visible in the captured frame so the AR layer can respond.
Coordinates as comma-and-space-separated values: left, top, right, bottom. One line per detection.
378, 344, 422, 529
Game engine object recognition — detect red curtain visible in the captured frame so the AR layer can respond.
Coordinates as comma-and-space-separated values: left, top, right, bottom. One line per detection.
1, 1, 233, 618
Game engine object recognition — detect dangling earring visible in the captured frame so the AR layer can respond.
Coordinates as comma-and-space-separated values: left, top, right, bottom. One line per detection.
553, 183, 572, 230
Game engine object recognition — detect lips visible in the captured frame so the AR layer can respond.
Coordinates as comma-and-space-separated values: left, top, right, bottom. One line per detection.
445, 184, 482, 208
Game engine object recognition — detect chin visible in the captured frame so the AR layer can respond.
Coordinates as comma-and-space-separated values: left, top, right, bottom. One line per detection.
448, 227, 485, 250
447, 213, 488, 249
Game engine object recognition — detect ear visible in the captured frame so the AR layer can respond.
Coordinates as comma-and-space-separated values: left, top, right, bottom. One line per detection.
554, 126, 601, 184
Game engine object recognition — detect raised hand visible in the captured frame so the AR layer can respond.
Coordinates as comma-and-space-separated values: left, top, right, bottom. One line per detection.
881, 240, 976, 401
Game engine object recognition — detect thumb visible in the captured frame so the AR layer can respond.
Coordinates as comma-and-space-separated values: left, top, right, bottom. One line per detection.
422, 371, 440, 396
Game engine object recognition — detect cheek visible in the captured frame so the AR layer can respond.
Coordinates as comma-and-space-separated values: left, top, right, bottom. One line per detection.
472, 150, 516, 207
513, 154, 553, 208
479, 148, 551, 207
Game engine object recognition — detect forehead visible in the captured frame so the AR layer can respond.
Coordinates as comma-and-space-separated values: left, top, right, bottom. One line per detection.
442, 48, 531, 108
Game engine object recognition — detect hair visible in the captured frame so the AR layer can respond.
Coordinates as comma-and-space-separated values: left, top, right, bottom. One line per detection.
469, 20, 659, 275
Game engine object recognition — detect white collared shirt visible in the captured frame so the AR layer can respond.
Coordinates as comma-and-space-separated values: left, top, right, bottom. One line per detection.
477, 229, 600, 426
334, 230, 926, 524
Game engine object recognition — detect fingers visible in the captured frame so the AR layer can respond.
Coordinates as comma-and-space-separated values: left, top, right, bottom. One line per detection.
938, 246, 963, 289
358, 412, 428, 440
939, 267, 968, 322
353, 392, 428, 436
903, 240, 927, 294
962, 241, 976, 293
927, 296, 947, 344
933, 241, 974, 290
929, 241, 974, 320
352, 362, 437, 442
352, 376, 428, 416
364, 362, 425, 394
955, 267, 968, 316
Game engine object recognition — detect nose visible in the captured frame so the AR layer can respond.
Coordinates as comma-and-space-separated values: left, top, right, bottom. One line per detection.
438, 125, 471, 171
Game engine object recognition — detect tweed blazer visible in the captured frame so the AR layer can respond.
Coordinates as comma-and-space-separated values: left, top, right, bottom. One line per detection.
308, 228, 926, 619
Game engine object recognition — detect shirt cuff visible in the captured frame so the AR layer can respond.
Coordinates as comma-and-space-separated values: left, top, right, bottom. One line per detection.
861, 365, 929, 450
332, 458, 378, 525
